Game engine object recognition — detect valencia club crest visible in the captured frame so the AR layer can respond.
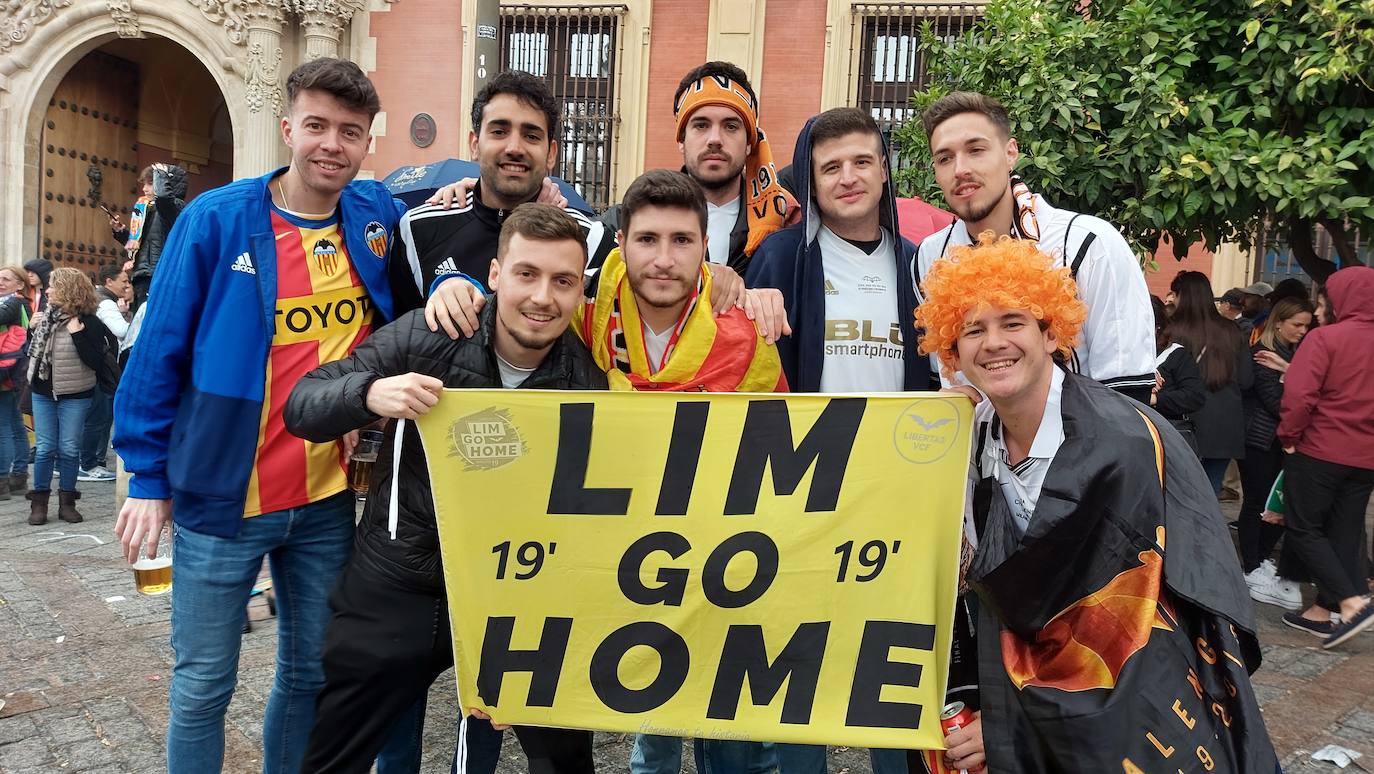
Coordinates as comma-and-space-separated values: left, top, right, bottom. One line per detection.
364, 221, 388, 258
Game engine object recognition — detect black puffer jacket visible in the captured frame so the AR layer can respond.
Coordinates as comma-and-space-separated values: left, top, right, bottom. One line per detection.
115, 164, 187, 284
1243, 340, 1292, 449
284, 302, 608, 592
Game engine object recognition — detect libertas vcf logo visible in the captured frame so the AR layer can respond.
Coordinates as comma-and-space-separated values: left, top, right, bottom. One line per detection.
449, 407, 525, 471
893, 398, 962, 464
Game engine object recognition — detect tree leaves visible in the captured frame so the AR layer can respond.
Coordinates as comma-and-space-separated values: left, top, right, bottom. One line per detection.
892, 0, 1374, 279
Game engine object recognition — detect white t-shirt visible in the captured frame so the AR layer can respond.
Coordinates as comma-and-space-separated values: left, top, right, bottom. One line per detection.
642, 323, 674, 374
975, 366, 1066, 538
706, 197, 741, 265
495, 352, 535, 389
818, 225, 905, 393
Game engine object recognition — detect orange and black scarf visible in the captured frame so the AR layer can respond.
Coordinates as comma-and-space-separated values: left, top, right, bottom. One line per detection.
674, 76, 796, 257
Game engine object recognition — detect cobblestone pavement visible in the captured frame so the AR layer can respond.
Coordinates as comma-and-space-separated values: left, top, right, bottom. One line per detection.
1, 475, 1370, 773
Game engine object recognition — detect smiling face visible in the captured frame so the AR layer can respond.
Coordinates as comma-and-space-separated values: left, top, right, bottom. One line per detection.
471, 93, 558, 209
679, 105, 750, 193
619, 204, 705, 329
811, 130, 887, 234
487, 233, 584, 366
929, 112, 1018, 228
280, 89, 372, 211
953, 305, 1058, 408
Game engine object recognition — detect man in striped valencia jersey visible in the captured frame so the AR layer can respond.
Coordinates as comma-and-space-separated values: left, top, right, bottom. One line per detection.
113, 59, 409, 773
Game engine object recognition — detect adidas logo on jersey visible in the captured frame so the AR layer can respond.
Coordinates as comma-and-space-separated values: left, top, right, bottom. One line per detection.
434, 257, 459, 276
231, 252, 256, 275
824, 279, 838, 296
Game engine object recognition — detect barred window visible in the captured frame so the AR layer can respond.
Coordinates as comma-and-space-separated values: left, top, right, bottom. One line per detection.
501, 4, 627, 211
849, 3, 982, 167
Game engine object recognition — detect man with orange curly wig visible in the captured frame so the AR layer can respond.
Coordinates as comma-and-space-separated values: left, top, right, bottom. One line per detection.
917, 238, 1278, 773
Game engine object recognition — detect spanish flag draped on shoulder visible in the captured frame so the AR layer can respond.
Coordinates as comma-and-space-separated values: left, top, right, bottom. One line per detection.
575, 248, 785, 392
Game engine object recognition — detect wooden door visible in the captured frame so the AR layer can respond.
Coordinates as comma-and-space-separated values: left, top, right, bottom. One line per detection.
38, 51, 141, 274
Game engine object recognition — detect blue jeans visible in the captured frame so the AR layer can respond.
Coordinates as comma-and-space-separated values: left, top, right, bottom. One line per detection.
1201, 457, 1231, 496
6, 389, 26, 475
0, 390, 17, 479
631, 734, 778, 774
776, 744, 910, 773
166, 491, 355, 774
31, 392, 90, 492
80, 384, 113, 469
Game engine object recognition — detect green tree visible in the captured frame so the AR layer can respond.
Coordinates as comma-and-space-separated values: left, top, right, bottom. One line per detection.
892, 0, 1374, 281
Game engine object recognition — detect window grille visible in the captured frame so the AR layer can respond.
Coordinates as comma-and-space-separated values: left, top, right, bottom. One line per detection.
501, 4, 627, 211
849, 3, 982, 168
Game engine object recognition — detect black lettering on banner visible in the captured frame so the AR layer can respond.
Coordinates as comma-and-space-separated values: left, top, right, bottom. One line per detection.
701, 531, 778, 608
772, 193, 788, 218
477, 616, 572, 707
657, 402, 710, 515
706, 622, 830, 723
619, 531, 691, 606
590, 622, 690, 713
724, 398, 867, 515
845, 620, 935, 729
548, 403, 632, 515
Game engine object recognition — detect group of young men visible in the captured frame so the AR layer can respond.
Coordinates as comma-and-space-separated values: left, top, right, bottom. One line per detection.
111, 55, 1281, 773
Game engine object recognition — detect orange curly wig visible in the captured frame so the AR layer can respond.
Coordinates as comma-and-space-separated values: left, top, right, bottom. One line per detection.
915, 234, 1087, 380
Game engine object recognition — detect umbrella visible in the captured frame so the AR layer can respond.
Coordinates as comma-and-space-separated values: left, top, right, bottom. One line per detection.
381, 159, 593, 213
896, 197, 956, 244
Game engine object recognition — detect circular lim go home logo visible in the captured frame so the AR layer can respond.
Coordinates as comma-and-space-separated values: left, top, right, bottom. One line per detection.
448, 408, 526, 471
893, 398, 962, 464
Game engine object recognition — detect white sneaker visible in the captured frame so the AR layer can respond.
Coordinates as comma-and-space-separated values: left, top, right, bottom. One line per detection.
1257, 559, 1278, 580
1244, 565, 1271, 591
1250, 574, 1303, 611
77, 466, 116, 482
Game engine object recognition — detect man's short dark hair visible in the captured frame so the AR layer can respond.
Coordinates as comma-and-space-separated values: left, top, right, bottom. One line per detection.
809, 107, 885, 156
674, 61, 756, 104
98, 263, 124, 284
920, 91, 1011, 141
620, 170, 708, 238
472, 71, 560, 140
497, 203, 587, 265
285, 58, 381, 120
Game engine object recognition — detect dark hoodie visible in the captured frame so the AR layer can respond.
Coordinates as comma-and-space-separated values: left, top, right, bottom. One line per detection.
744, 117, 928, 392
22, 258, 52, 315
1278, 266, 1374, 469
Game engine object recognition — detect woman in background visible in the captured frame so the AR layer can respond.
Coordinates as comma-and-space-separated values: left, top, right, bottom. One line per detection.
1239, 297, 1314, 611
25, 269, 115, 525
1149, 295, 1206, 454
1167, 271, 1253, 494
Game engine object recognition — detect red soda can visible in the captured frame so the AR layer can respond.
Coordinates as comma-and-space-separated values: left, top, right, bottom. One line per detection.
924, 702, 983, 773
940, 701, 976, 736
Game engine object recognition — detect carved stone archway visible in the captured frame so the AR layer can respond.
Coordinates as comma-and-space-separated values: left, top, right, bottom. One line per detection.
0, 0, 375, 263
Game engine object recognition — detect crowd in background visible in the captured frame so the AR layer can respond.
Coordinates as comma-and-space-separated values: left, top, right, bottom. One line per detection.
1154, 270, 1374, 638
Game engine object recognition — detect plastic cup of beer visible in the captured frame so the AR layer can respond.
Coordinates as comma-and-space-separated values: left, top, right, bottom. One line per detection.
133, 528, 172, 596
134, 556, 172, 595
349, 429, 385, 499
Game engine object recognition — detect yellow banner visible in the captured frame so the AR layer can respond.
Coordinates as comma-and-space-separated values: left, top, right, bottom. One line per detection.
417, 390, 972, 749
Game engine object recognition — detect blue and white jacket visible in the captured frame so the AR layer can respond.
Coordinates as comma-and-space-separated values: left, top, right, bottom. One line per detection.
113, 168, 407, 537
